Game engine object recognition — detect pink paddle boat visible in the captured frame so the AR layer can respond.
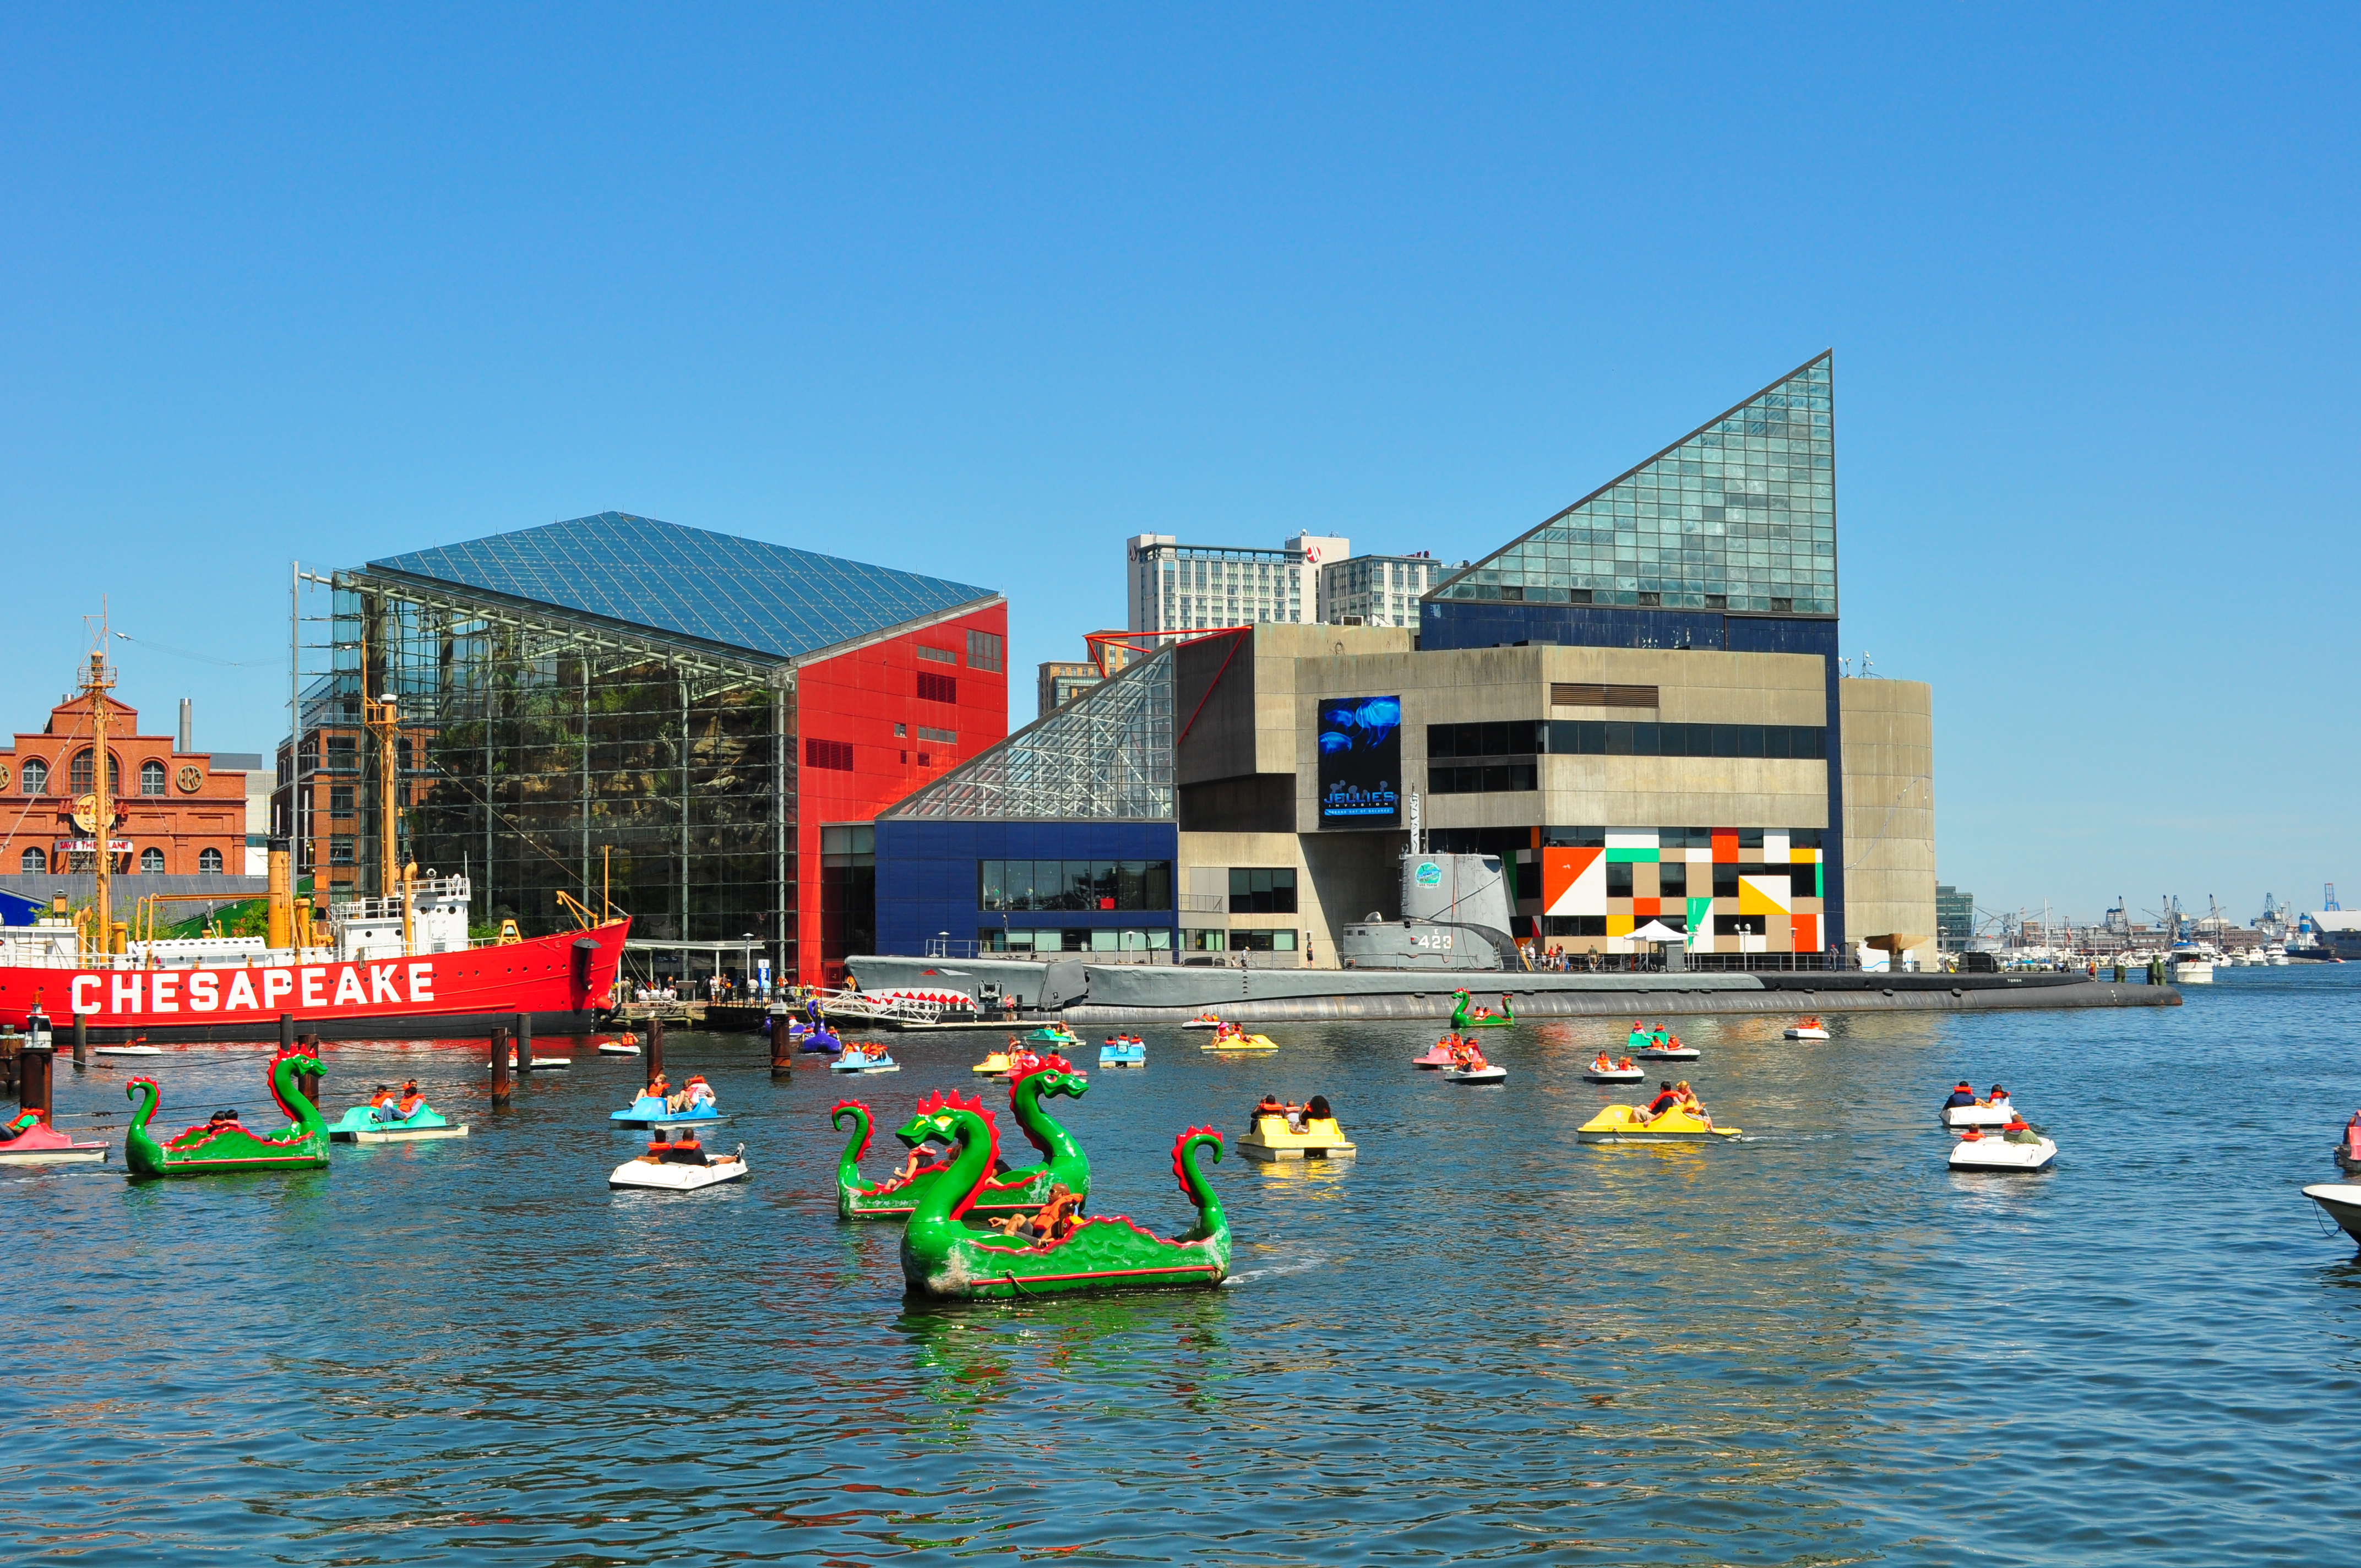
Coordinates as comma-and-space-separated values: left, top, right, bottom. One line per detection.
1412, 1035, 1464, 1070
0, 1110, 109, 1167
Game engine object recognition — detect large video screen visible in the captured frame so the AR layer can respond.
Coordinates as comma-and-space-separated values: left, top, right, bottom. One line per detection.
1316, 695, 1402, 829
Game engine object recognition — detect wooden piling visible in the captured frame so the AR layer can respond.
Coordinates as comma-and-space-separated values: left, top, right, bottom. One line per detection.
19, 1043, 55, 1126
489, 1026, 512, 1105
1, 1030, 19, 1095
70, 1012, 86, 1070
514, 1012, 534, 1073
279, 1013, 295, 1050
648, 1015, 665, 1077
770, 1012, 792, 1076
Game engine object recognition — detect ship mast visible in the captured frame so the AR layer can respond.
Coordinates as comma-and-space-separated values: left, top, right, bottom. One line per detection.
85, 625, 118, 957
361, 621, 407, 954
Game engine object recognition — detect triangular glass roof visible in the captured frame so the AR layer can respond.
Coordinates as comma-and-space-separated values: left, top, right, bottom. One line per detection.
1432, 353, 1834, 615
370, 511, 997, 662
884, 647, 1174, 821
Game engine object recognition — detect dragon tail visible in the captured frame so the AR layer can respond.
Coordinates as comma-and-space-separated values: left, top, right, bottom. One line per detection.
1169, 1126, 1226, 1242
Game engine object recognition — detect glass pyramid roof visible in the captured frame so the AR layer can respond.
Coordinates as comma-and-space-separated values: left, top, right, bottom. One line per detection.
369, 511, 997, 662
1432, 353, 1834, 616
884, 647, 1175, 821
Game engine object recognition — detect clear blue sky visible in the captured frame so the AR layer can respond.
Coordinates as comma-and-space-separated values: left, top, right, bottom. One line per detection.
5, 6, 2353, 928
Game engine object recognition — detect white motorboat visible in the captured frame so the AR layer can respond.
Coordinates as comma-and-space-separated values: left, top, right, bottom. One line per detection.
2303, 1183, 2361, 1244
597, 1041, 641, 1056
1636, 1046, 1700, 1061
94, 1045, 164, 1058
610, 1144, 748, 1191
509, 1054, 573, 1070
2167, 945, 2217, 985
1783, 1025, 1830, 1041
1582, 1065, 1647, 1084
1943, 1098, 2019, 1129
1949, 1130, 2056, 1171
347, 1120, 470, 1145
1445, 1064, 1508, 1085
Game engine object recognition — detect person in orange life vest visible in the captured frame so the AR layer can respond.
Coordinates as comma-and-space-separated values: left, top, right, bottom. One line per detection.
1254, 1093, 1286, 1121
1645, 1081, 1682, 1117
1959, 1125, 1985, 1142
684, 1075, 716, 1110
367, 1084, 400, 1121
2002, 1114, 2042, 1145
1944, 1081, 1976, 1109
645, 1072, 671, 1107
1985, 1084, 2010, 1107
396, 1081, 426, 1118
1592, 1050, 1614, 1071
1029, 1183, 1082, 1242
662, 1129, 710, 1165
637, 1132, 674, 1164
1673, 1081, 1701, 1110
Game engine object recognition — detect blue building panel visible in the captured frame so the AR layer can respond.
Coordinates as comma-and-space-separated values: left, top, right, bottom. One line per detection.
874, 819, 1180, 958
372, 511, 996, 663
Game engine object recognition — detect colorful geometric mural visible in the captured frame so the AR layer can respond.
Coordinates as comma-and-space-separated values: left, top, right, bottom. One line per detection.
1520, 828, 1826, 955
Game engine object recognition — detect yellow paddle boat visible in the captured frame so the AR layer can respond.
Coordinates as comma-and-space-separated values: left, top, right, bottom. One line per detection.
1577, 1102, 1740, 1143
1199, 1026, 1279, 1053
1237, 1097, 1354, 1162
972, 1049, 1016, 1075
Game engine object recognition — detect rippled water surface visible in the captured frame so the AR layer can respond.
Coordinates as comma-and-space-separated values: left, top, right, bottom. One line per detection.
10, 969, 2361, 1564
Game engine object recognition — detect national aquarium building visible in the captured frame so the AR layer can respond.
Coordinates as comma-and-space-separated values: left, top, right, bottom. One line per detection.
297, 512, 1009, 987
873, 353, 1938, 967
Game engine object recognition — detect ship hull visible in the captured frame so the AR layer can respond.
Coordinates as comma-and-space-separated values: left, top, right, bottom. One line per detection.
0, 921, 629, 1043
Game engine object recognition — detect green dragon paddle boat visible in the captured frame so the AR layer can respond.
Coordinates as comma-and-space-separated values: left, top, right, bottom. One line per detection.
123, 1044, 331, 1178
895, 1089, 1228, 1300
1451, 989, 1515, 1030
834, 1053, 1091, 1221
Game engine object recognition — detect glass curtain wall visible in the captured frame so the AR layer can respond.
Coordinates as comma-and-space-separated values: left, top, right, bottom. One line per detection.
331, 575, 792, 957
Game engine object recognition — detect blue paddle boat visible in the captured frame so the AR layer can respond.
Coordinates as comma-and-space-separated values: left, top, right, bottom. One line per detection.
1098, 1035, 1146, 1068
798, 1027, 844, 1055
610, 1094, 728, 1129
829, 1043, 900, 1074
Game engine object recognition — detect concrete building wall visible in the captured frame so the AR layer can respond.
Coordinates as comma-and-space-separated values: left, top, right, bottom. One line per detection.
1839, 678, 1936, 960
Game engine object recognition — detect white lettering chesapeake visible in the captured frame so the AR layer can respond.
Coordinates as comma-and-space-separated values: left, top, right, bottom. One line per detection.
407, 962, 434, 1002
334, 967, 367, 1006
227, 970, 260, 1011
112, 973, 142, 1014
152, 972, 179, 1013
261, 970, 292, 1010
369, 963, 400, 1004
301, 968, 326, 1008
189, 972, 220, 1012
72, 974, 100, 1015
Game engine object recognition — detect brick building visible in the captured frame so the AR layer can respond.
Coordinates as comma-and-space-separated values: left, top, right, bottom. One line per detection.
0, 694, 249, 877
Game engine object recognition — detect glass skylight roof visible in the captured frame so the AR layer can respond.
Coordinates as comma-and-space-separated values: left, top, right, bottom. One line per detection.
1432, 354, 1835, 616
884, 648, 1175, 821
370, 511, 998, 663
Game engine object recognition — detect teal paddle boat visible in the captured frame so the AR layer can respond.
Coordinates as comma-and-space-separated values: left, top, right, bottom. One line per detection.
327, 1097, 469, 1144
611, 1094, 727, 1129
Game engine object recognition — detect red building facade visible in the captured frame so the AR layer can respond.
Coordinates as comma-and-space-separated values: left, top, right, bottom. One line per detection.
797, 606, 1008, 982
0, 694, 249, 878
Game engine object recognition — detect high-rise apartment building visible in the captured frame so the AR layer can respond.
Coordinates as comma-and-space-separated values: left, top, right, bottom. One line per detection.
1317, 552, 1451, 628
1125, 535, 1346, 635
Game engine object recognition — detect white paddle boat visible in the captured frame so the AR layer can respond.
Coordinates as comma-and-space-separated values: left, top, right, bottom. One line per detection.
509, 1053, 572, 1070
1636, 1045, 1700, 1062
1949, 1126, 2056, 1172
1446, 1063, 1508, 1085
2304, 1183, 2361, 1245
610, 1130, 748, 1191
1783, 1019, 1831, 1041
1582, 1056, 1646, 1084
94, 1044, 164, 1058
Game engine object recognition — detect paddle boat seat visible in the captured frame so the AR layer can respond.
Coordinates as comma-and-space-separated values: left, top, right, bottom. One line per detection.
1238, 1113, 1355, 1162
1577, 1102, 1739, 1142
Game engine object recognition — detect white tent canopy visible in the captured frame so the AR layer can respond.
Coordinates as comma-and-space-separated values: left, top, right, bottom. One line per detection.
1629, 919, 1685, 943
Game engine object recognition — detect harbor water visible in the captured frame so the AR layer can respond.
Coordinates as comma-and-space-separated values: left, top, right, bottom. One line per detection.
9, 967, 2361, 1563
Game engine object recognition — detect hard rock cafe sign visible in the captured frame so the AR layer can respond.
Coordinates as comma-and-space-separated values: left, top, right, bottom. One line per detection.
71, 793, 119, 834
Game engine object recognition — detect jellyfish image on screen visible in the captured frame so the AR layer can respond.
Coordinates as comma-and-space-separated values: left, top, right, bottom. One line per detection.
1316, 693, 1403, 826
